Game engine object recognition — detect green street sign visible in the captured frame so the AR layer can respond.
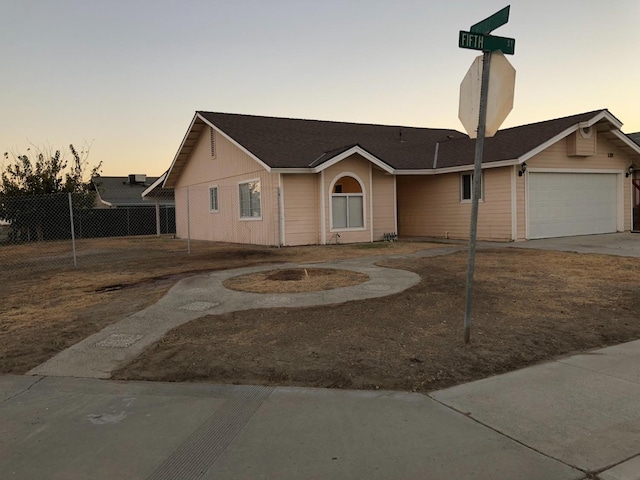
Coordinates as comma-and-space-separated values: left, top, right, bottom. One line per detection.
470, 5, 510, 34
459, 31, 515, 55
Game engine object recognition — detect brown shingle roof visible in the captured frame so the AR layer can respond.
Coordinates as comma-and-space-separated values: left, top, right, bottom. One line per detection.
435, 109, 607, 169
197, 109, 610, 171
197, 111, 464, 170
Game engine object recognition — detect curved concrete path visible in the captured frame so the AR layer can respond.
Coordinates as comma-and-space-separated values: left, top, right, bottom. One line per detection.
29, 246, 462, 379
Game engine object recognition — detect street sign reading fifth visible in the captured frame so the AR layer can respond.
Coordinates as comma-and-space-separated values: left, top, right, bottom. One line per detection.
459, 31, 515, 55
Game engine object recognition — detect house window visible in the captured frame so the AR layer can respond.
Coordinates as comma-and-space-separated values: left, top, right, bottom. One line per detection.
239, 180, 261, 218
461, 172, 482, 202
331, 175, 364, 229
210, 128, 216, 158
209, 186, 218, 212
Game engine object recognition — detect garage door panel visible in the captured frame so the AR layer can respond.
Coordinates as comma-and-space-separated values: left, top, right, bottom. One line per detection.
529, 173, 617, 239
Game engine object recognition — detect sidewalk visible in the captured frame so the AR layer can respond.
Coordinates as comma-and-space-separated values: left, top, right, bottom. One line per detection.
4, 339, 640, 479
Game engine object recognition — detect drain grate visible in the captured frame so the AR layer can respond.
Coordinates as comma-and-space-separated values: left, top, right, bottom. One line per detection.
179, 301, 220, 312
95, 334, 143, 348
149, 385, 274, 480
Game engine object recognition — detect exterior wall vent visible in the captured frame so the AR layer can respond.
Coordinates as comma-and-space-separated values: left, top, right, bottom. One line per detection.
567, 129, 597, 157
128, 174, 147, 184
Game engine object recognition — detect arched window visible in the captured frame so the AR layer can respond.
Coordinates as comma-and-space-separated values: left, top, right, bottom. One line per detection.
331, 175, 364, 229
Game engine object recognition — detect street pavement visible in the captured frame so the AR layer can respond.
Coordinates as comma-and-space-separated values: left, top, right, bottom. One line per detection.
5, 340, 640, 479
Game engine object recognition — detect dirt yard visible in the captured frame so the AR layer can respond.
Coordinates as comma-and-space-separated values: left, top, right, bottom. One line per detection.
0, 236, 439, 373
114, 248, 640, 392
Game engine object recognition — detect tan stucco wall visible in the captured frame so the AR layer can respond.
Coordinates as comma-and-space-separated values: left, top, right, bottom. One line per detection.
371, 168, 396, 240
282, 174, 319, 246
397, 166, 513, 241
174, 127, 280, 245
283, 159, 396, 245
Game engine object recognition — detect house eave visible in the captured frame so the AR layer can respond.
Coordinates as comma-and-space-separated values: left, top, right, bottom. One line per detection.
142, 172, 168, 198
312, 146, 395, 174
272, 168, 315, 174
395, 158, 520, 175
272, 146, 394, 175
164, 113, 202, 188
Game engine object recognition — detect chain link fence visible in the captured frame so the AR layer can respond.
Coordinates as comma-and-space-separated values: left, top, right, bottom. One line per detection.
1, 184, 284, 276
0, 192, 177, 274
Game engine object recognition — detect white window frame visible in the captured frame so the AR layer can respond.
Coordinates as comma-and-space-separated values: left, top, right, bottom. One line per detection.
238, 179, 262, 220
329, 172, 366, 231
461, 172, 483, 203
209, 185, 219, 212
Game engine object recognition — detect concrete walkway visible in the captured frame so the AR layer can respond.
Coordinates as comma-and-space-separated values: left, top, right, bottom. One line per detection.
507, 232, 640, 257
28, 246, 461, 379
6, 340, 640, 479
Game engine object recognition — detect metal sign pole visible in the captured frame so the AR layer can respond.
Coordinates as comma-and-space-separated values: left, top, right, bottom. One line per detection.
463, 50, 492, 344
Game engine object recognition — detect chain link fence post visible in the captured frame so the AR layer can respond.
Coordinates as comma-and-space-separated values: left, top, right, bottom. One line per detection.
68, 193, 77, 267
186, 185, 191, 254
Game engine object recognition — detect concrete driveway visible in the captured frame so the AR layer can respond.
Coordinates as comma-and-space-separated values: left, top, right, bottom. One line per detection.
509, 232, 640, 257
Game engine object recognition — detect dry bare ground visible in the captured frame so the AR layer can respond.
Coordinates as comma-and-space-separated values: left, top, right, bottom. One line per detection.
114, 249, 640, 392
224, 268, 370, 294
0, 236, 438, 373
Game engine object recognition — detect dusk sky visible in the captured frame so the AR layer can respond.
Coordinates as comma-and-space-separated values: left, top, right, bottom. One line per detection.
2, 0, 639, 177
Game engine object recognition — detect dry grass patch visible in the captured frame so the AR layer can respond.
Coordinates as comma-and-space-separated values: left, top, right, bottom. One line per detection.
1, 236, 441, 373
115, 249, 640, 392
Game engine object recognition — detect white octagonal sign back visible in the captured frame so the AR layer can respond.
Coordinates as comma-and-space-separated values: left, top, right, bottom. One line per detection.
459, 51, 515, 139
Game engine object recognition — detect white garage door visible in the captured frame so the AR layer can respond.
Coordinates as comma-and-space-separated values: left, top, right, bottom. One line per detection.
528, 172, 618, 239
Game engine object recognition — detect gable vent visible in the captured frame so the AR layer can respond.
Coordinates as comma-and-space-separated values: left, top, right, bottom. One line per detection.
210, 128, 216, 158
579, 126, 592, 138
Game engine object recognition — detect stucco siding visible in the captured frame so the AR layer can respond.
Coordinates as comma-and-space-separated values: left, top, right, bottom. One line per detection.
397, 167, 513, 241
372, 168, 396, 240
174, 186, 188, 241
282, 174, 319, 246
173, 127, 280, 245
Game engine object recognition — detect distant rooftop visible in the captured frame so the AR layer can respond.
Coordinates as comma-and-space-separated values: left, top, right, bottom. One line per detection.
92, 175, 174, 207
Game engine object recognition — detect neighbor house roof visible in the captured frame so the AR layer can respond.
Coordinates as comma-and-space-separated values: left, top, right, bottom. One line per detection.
93, 175, 174, 207
165, 109, 640, 187
629, 132, 640, 146
141, 171, 175, 202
